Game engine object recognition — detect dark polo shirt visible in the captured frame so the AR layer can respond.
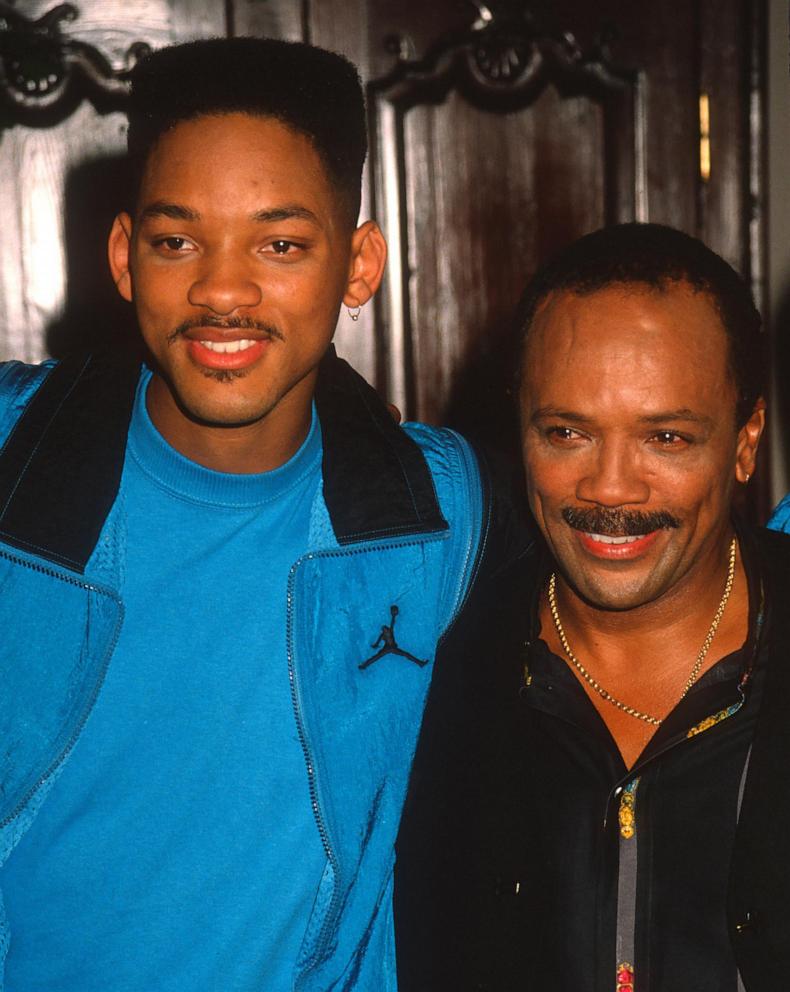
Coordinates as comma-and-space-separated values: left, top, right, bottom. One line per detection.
395, 525, 768, 992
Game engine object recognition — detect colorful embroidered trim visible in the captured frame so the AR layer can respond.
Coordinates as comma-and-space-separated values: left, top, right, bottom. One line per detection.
618, 778, 639, 840
616, 961, 635, 991
687, 700, 742, 738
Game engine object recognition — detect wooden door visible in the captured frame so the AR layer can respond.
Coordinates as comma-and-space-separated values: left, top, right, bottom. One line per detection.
0, 0, 766, 493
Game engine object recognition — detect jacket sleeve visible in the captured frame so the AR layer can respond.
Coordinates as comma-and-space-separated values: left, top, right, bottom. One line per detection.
402, 423, 486, 635
0, 361, 56, 450
767, 491, 790, 534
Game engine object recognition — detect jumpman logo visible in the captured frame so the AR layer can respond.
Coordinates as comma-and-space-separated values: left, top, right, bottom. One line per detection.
358, 605, 429, 670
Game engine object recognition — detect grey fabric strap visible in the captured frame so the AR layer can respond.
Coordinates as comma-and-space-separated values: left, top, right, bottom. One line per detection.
615, 779, 639, 981
736, 744, 753, 992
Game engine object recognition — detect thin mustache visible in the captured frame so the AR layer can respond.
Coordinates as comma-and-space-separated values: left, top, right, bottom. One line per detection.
167, 315, 284, 345
562, 506, 681, 536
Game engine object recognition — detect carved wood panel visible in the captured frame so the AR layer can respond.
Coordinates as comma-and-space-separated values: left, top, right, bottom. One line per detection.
0, 0, 765, 500
313, 0, 763, 470
0, 0, 228, 362
366, 9, 645, 426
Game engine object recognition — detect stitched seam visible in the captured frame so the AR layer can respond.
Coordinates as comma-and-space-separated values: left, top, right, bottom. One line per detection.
0, 544, 113, 592
0, 356, 91, 525
439, 431, 484, 634
128, 440, 323, 509
338, 520, 447, 541
0, 363, 55, 465
0, 529, 82, 570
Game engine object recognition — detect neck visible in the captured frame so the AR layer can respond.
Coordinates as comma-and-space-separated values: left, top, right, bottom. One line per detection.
541, 532, 748, 768
145, 375, 313, 474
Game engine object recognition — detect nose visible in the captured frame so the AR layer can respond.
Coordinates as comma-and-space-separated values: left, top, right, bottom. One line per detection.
187, 252, 262, 314
575, 439, 650, 507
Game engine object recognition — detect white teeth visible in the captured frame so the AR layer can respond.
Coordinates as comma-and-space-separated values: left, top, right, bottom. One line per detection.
199, 339, 256, 354
588, 533, 645, 545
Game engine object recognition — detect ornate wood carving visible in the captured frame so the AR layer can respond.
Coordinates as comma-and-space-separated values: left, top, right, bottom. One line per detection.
367, 1, 647, 418
0, 2, 148, 128
378, 2, 636, 112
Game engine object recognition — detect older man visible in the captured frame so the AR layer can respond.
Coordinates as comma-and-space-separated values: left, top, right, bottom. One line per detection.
396, 223, 789, 992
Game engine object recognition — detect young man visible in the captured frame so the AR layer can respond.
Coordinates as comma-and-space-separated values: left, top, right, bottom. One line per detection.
396, 224, 790, 991
0, 39, 486, 991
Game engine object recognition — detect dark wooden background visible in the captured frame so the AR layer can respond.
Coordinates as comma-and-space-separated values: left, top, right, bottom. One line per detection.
0, 0, 768, 508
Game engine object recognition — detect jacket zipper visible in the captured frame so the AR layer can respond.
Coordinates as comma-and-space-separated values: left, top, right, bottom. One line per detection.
286, 531, 450, 974
0, 548, 124, 831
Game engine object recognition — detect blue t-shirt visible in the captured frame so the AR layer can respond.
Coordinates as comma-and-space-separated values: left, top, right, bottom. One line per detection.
2, 372, 327, 991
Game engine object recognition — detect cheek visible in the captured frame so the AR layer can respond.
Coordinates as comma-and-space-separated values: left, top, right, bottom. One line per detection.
524, 457, 570, 526
131, 265, 182, 315
524, 444, 583, 506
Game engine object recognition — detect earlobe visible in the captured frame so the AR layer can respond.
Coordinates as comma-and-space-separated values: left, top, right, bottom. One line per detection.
735, 398, 766, 483
108, 213, 134, 302
343, 221, 387, 311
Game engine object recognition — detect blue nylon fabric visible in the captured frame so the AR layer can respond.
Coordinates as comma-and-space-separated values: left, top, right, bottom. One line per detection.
767, 493, 790, 534
2, 373, 328, 991
0, 362, 54, 452
0, 362, 485, 991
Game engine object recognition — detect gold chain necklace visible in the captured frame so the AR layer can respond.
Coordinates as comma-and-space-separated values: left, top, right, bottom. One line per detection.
547, 537, 738, 726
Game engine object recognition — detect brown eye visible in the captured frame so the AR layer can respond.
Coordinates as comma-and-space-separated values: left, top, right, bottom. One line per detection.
547, 427, 582, 442
153, 236, 192, 253
649, 431, 690, 448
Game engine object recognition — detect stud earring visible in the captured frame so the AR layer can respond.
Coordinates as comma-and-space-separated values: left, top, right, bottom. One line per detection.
348, 305, 361, 322
744, 472, 751, 483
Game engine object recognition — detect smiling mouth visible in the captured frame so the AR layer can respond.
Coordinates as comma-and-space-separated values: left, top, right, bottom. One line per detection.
586, 533, 646, 545
575, 529, 661, 559
198, 338, 258, 354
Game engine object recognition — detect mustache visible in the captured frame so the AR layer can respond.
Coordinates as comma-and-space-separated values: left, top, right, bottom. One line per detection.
562, 506, 681, 536
167, 315, 284, 345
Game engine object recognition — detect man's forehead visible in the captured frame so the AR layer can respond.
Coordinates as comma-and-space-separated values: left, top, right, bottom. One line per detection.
525, 281, 728, 365
135, 112, 335, 218
521, 281, 736, 414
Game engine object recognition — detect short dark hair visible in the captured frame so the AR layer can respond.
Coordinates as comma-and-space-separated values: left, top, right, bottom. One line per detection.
126, 37, 367, 224
515, 223, 765, 426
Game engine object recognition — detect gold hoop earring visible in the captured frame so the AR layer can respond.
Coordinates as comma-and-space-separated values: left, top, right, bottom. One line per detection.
348, 305, 361, 322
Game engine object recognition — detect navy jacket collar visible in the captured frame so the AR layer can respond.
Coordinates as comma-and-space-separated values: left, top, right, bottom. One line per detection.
0, 347, 447, 573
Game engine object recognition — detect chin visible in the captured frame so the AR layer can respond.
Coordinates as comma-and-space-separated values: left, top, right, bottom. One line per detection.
571, 573, 665, 612
177, 393, 271, 429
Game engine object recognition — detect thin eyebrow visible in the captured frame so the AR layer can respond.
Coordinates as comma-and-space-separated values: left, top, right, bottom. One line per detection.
638, 410, 714, 427
251, 205, 320, 224
139, 201, 200, 222
530, 408, 594, 425
530, 407, 715, 429
137, 202, 321, 225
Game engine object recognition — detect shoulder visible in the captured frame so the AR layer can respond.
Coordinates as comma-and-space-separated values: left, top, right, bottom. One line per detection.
767, 493, 790, 534
0, 360, 56, 448
401, 422, 482, 511
754, 525, 790, 585
404, 424, 536, 574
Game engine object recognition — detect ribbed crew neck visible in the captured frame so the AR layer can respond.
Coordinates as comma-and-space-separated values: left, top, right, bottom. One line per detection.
127, 369, 322, 508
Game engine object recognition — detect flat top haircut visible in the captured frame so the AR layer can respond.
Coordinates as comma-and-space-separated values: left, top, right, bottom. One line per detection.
126, 37, 367, 225
516, 223, 765, 426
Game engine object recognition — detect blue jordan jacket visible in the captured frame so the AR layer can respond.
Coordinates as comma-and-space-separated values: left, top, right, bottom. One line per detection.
0, 348, 487, 991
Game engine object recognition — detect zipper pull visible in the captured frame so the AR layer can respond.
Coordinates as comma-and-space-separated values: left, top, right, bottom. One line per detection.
520, 640, 533, 695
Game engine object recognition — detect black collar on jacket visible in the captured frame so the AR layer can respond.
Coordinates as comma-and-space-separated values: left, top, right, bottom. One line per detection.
0, 346, 448, 574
